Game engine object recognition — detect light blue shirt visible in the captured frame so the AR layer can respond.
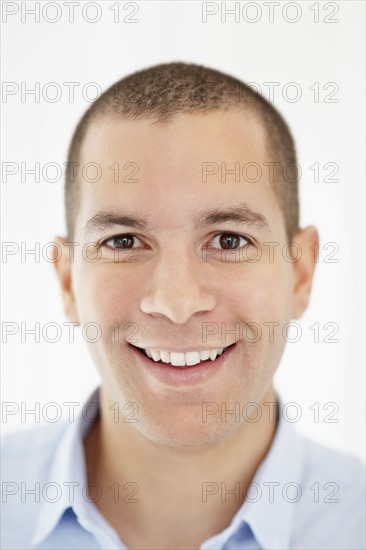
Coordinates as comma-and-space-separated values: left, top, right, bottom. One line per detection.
1, 386, 365, 549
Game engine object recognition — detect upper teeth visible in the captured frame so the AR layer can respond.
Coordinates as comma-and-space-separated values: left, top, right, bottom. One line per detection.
144, 348, 226, 367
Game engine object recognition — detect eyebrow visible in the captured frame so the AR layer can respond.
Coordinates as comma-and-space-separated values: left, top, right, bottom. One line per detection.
84, 203, 270, 236
84, 212, 153, 235
193, 204, 270, 231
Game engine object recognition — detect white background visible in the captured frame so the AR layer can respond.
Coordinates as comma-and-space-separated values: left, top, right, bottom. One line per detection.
1, 1, 365, 461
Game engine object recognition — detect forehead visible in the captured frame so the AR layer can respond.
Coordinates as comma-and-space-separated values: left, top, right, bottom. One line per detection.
77, 110, 283, 235
80, 109, 267, 167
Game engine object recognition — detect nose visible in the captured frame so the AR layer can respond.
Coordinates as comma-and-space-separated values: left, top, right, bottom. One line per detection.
140, 250, 216, 324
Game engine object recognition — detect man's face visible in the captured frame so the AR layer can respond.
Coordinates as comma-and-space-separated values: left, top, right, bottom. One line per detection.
58, 110, 313, 447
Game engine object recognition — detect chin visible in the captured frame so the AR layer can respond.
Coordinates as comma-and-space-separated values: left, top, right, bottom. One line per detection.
132, 412, 240, 449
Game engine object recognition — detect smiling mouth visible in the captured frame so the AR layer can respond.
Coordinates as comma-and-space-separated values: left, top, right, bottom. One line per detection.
130, 343, 236, 369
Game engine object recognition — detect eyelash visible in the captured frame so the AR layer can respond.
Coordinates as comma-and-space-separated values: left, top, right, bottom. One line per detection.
100, 232, 254, 251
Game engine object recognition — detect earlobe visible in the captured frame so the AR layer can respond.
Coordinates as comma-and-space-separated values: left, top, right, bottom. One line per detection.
291, 226, 319, 319
53, 237, 80, 323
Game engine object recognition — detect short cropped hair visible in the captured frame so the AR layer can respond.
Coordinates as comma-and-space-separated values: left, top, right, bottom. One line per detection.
65, 62, 299, 240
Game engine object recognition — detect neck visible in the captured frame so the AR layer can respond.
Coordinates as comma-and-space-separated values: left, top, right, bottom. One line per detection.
84, 384, 278, 548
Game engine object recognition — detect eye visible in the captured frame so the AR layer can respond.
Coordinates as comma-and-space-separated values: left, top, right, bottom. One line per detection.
101, 234, 143, 250
207, 232, 253, 251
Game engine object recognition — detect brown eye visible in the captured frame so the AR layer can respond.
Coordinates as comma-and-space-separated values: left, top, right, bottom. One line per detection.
103, 234, 140, 249
219, 234, 241, 249
209, 233, 250, 250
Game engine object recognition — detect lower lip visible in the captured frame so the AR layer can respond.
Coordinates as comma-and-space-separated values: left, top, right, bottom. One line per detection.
129, 343, 236, 386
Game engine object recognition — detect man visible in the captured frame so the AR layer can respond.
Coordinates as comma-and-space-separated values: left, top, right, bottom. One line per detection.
2, 62, 365, 549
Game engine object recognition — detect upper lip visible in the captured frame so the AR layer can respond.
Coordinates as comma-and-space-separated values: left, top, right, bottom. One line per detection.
129, 343, 236, 353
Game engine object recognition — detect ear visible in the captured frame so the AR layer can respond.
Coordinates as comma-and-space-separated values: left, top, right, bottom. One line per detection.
53, 236, 80, 323
291, 226, 319, 319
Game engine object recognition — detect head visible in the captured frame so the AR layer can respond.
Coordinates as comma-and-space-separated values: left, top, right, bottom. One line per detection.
54, 62, 318, 447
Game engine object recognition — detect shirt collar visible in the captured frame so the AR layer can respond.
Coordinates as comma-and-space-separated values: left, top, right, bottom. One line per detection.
226, 391, 305, 550
30, 386, 101, 547
31, 387, 305, 550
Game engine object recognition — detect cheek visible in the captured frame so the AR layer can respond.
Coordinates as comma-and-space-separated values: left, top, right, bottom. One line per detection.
74, 265, 143, 327
220, 261, 293, 381
218, 260, 292, 323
